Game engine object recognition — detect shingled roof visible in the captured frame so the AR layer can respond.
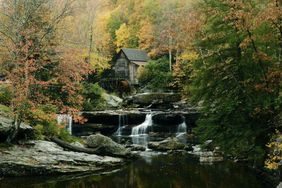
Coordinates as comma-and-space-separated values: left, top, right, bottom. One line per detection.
121, 48, 150, 62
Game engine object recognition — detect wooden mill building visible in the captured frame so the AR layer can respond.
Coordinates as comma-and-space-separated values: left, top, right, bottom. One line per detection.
114, 48, 150, 84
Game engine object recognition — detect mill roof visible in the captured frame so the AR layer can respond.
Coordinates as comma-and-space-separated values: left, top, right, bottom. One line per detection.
120, 48, 150, 62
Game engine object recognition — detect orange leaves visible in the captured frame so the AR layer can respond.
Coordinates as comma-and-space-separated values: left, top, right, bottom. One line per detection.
256, 0, 282, 28
253, 67, 281, 94
253, 51, 272, 62
138, 20, 155, 52
0, 0, 93, 125
239, 37, 252, 49
223, 0, 255, 31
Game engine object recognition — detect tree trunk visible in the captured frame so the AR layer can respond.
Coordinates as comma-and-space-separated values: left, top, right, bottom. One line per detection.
169, 36, 172, 71
51, 137, 133, 159
6, 117, 20, 143
88, 24, 93, 64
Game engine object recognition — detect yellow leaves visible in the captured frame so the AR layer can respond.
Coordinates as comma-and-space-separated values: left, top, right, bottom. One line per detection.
138, 20, 155, 51
84, 51, 111, 71
265, 131, 282, 170
115, 23, 132, 51
178, 51, 199, 62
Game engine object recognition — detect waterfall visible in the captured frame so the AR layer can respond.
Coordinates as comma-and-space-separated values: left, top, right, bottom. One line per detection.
131, 114, 153, 136
115, 114, 127, 136
176, 121, 187, 144
57, 114, 72, 135
131, 114, 153, 148
176, 121, 187, 137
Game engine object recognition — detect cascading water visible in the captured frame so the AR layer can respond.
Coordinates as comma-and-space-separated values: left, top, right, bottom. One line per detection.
131, 114, 153, 149
57, 114, 72, 135
176, 122, 187, 137
115, 114, 127, 136
176, 121, 187, 144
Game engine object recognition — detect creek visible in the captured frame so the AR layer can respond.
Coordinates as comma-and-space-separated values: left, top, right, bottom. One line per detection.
0, 110, 271, 188
0, 153, 269, 188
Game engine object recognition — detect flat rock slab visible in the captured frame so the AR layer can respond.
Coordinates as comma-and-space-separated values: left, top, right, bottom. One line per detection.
0, 141, 124, 177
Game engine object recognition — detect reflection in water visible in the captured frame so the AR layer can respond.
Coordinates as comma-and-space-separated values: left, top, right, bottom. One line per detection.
0, 154, 269, 188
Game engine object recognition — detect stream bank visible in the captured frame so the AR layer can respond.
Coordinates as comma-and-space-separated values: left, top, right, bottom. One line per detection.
0, 153, 272, 188
0, 140, 125, 177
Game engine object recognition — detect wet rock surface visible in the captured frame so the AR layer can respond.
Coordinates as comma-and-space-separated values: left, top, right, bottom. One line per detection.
191, 145, 224, 163
73, 109, 199, 136
129, 93, 181, 108
148, 137, 186, 151
0, 140, 124, 177
86, 134, 131, 157
152, 114, 184, 126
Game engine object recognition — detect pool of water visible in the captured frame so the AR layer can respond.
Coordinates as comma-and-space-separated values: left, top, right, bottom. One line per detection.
0, 153, 270, 188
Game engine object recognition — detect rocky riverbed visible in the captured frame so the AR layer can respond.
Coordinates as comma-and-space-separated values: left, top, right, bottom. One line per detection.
0, 140, 125, 177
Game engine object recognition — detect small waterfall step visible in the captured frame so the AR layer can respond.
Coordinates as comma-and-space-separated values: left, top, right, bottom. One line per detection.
115, 114, 128, 136
57, 114, 73, 135
131, 114, 153, 136
176, 121, 187, 137
130, 114, 153, 149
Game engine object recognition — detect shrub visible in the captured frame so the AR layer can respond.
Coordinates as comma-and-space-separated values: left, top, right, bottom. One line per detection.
82, 83, 107, 110
0, 85, 13, 106
138, 57, 173, 91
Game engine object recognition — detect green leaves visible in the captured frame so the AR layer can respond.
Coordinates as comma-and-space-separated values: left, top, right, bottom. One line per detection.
191, 0, 281, 161
138, 57, 173, 91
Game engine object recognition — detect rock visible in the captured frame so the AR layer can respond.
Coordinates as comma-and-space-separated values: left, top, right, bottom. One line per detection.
190, 144, 224, 163
199, 152, 224, 163
86, 134, 130, 157
202, 140, 214, 151
152, 114, 184, 126
184, 145, 193, 151
102, 93, 123, 108
74, 109, 199, 136
277, 182, 282, 188
127, 144, 146, 151
148, 137, 186, 151
0, 140, 124, 177
131, 92, 181, 108
0, 116, 34, 142
71, 141, 85, 148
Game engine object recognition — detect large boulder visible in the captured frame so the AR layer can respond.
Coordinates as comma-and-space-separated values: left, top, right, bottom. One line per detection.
191, 144, 224, 163
148, 137, 186, 151
130, 92, 181, 108
86, 134, 130, 157
152, 114, 184, 126
0, 140, 123, 176
0, 116, 33, 142
102, 93, 123, 108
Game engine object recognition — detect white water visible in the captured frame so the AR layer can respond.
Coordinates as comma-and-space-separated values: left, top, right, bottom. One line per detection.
57, 114, 72, 135
131, 114, 153, 148
115, 114, 127, 136
131, 114, 153, 136
176, 122, 187, 137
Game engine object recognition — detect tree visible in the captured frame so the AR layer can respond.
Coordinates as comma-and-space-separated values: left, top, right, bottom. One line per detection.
138, 57, 173, 90
115, 23, 138, 51
0, 0, 92, 142
191, 0, 281, 161
59, 0, 111, 71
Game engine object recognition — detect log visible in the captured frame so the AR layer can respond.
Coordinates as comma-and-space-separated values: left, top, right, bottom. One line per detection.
51, 137, 130, 159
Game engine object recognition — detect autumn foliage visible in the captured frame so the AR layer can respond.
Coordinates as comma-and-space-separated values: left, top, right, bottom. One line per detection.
0, 0, 92, 141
